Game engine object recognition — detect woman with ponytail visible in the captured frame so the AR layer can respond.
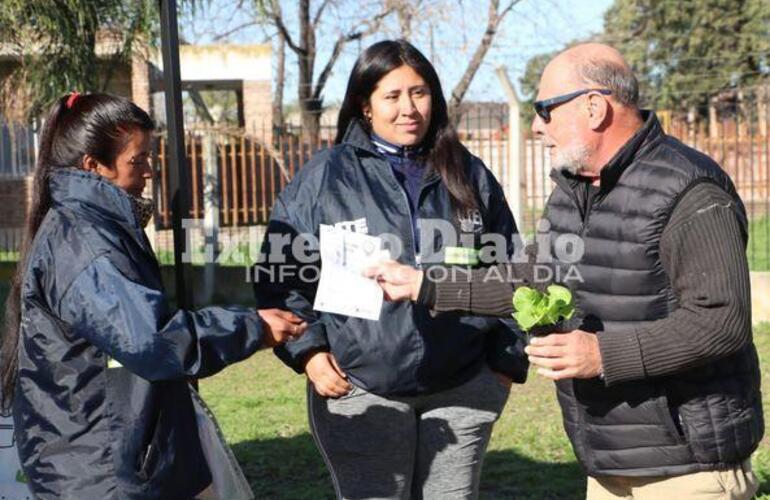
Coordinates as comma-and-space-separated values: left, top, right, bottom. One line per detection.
1, 93, 307, 499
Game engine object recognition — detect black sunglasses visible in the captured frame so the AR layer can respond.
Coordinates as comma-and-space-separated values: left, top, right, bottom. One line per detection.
533, 88, 612, 122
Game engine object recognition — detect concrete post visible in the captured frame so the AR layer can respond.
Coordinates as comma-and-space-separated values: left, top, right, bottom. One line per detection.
202, 131, 219, 304
495, 66, 524, 228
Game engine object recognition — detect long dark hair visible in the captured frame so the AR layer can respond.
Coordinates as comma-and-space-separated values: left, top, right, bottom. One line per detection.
1, 93, 154, 409
336, 39, 477, 213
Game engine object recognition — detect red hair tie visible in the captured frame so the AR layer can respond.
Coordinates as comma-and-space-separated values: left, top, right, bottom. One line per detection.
66, 92, 80, 109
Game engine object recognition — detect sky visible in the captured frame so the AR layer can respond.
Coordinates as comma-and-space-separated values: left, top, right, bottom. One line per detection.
179, 0, 614, 107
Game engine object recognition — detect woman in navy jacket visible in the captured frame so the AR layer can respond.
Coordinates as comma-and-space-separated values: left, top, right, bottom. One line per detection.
255, 40, 525, 498
0, 93, 306, 499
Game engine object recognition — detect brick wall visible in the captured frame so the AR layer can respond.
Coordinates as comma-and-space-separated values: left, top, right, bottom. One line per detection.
243, 80, 272, 142
131, 54, 153, 114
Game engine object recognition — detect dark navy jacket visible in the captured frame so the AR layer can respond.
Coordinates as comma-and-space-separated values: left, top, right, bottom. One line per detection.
14, 169, 263, 499
255, 120, 526, 395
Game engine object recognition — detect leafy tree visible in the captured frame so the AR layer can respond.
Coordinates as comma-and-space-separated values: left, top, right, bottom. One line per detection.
0, 0, 157, 121
520, 0, 770, 120
518, 50, 558, 125
600, 0, 770, 115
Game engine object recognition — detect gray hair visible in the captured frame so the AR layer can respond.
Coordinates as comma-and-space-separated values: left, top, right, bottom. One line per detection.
576, 58, 639, 107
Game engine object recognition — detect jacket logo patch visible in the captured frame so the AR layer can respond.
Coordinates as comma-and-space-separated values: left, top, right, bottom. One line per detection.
334, 218, 369, 234
444, 247, 479, 265
458, 209, 483, 233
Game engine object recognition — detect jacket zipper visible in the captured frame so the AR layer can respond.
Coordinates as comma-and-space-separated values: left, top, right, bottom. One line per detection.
552, 174, 595, 234
382, 161, 421, 268
582, 189, 594, 233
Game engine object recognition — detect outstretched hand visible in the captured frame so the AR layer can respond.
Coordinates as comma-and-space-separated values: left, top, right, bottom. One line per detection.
363, 260, 423, 302
258, 309, 308, 347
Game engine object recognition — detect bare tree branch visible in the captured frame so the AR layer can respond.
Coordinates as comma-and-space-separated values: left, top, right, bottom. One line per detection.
211, 20, 260, 41
267, 0, 305, 55
448, 0, 521, 120
386, 0, 424, 38
259, 0, 394, 140
312, 6, 395, 101
312, 0, 332, 27
189, 89, 215, 124
499, 0, 518, 18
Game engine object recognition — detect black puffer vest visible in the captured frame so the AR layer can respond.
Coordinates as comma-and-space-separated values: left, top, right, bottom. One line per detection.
545, 111, 763, 477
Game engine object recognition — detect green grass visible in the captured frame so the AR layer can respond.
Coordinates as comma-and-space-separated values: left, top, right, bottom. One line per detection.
749, 322, 770, 498
750, 217, 770, 271
0, 251, 20, 263
154, 244, 258, 267
2, 275, 770, 497
199, 322, 770, 499
198, 352, 582, 499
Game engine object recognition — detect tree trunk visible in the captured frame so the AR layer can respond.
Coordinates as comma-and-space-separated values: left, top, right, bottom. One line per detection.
396, 2, 414, 38
297, 0, 321, 143
269, 0, 392, 145
447, 0, 517, 124
272, 29, 285, 132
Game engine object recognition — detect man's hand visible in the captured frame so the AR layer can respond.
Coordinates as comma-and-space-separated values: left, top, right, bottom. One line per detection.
304, 351, 353, 398
363, 260, 423, 301
524, 330, 603, 380
258, 309, 308, 348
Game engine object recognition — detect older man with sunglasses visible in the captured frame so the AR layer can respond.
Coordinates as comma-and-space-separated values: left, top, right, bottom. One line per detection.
368, 43, 762, 499
526, 42, 763, 499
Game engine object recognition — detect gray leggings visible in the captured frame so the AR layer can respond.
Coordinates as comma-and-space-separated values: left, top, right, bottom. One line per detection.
307, 365, 510, 500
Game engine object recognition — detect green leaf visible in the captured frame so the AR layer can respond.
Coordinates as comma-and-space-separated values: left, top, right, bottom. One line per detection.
513, 309, 541, 331
511, 285, 575, 332
512, 287, 540, 311
546, 285, 572, 305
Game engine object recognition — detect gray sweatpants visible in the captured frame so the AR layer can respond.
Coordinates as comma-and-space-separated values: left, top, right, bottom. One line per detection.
307, 364, 510, 500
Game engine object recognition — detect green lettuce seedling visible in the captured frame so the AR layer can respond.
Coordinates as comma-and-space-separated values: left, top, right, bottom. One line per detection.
512, 285, 575, 336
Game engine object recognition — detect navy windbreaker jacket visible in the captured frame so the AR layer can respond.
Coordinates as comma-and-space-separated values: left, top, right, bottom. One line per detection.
14, 169, 262, 499
255, 120, 527, 395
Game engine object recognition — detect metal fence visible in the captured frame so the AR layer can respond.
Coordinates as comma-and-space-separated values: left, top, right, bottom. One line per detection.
0, 122, 35, 179
2, 92, 769, 269
147, 95, 770, 269
152, 109, 515, 229
517, 85, 770, 269
154, 124, 343, 229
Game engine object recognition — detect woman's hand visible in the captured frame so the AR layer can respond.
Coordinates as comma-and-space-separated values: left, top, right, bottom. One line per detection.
364, 260, 423, 302
304, 351, 352, 398
257, 309, 308, 347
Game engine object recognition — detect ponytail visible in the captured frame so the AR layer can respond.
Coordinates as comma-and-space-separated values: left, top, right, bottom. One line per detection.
1, 93, 153, 410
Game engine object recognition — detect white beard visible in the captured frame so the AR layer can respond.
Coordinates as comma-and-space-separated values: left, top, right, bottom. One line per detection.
553, 144, 591, 176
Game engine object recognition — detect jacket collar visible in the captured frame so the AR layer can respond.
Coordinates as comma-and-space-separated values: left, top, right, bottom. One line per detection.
49, 168, 140, 232
341, 119, 440, 183
340, 119, 381, 156
369, 132, 425, 159
551, 110, 662, 193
